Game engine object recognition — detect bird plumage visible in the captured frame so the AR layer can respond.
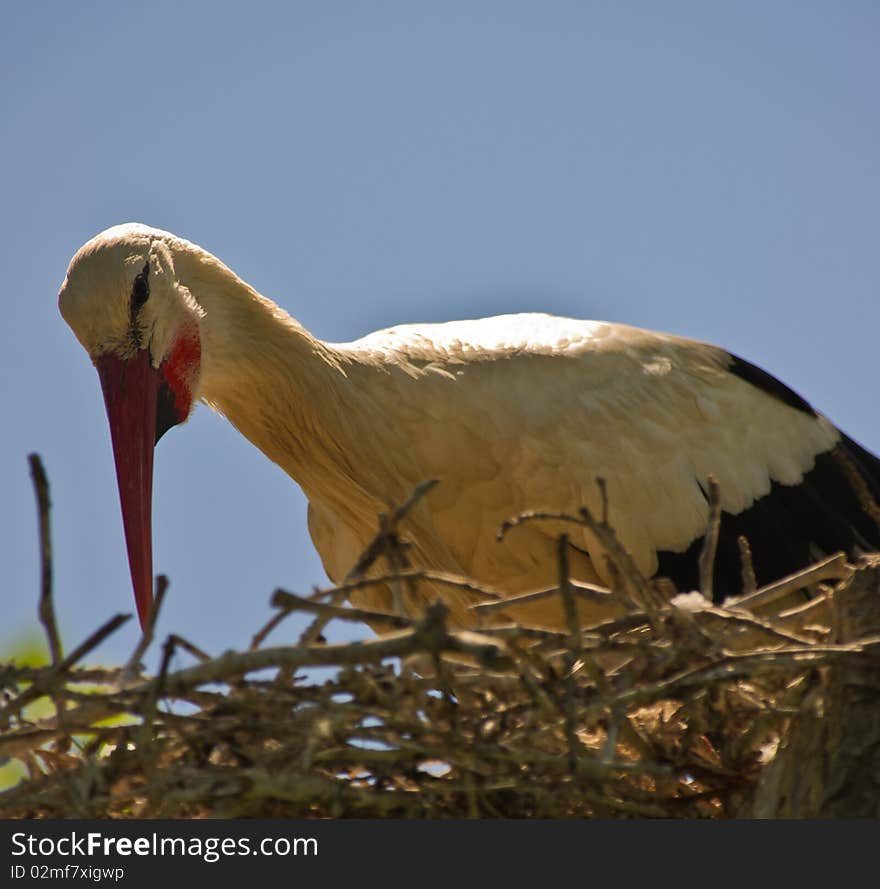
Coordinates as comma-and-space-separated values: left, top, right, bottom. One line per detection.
59, 223, 880, 629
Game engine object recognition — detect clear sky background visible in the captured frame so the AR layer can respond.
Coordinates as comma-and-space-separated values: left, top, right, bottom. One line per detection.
2, 2, 878, 673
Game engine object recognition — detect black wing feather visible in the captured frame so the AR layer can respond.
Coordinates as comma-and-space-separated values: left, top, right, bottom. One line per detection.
655, 354, 880, 601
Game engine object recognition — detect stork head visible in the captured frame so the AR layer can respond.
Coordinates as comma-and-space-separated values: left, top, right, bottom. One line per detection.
59, 223, 204, 627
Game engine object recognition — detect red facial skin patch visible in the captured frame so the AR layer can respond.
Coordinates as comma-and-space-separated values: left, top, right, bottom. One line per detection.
160, 328, 201, 422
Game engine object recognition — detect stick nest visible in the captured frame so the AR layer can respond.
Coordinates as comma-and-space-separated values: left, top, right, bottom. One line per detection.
2, 460, 878, 818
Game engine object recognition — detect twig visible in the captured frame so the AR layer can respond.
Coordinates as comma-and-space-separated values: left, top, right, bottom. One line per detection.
167, 634, 211, 663
298, 480, 440, 645
723, 553, 851, 612
557, 534, 581, 772
689, 604, 819, 647
497, 503, 657, 618
120, 575, 169, 686
250, 609, 292, 650
380, 511, 409, 616
698, 476, 721, 602
315, 569, 502, 604
737, 535, 757, 597
471, 580, 612, 616
137, 634, 176, 797
344, 478, 439, 583
271, 588, 413, 630
28, 454, 62, 666
137, 609, 512, 698
0, 614, 130, 729
553, 537, 651, 763
581, 500, 664, 626
597, 477, 609, 525
0, 665, 123, 686
498, 508, 582, 542
833, 444, 880, 529
587, 638, 880, 716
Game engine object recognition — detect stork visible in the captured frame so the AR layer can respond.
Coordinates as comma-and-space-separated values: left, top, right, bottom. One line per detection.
59, 223, 880, 630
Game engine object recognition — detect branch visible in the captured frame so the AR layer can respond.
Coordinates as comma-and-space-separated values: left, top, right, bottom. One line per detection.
28, 454, 62, 666
722, 553, 851, 612
698, 475, 721, 601
120, 575, 169, 685
0, 613, 131, 729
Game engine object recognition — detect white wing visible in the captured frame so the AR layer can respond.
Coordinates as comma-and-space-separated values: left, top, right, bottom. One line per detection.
333, 314, 840, 604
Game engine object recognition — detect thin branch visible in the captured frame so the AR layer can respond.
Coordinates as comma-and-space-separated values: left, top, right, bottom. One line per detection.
344, 478, 439, 583
137, 607, 512, 699
120, 575, 169, 686
298, 479, 440, 645
698, 476, 721, 602
597, 477, 609, 525
28, 454, 62, 666
580, 500, 663, 627
723, 553, 851, 612
271, 588, 413, 630
558, 534, 582, 772
498, 502, 658, 621
587, 638, 880, 716
0, 614, 130, 729
137, 633, 176, 793
316, 569, 502, 604
167, 634, 211, 663
470, 580, 612, 617
737, 535, 757, 597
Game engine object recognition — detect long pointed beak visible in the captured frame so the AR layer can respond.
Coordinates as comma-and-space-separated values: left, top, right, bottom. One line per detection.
95, 349, 159, 628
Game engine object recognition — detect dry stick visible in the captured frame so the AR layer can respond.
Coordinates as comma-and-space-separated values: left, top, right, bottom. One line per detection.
166, 634, 211, 664
588, 476, 666, 617
693, 606, 818, 646
271, 589, 413, 631
380, 512, 408, 616
698, 476, 721, 603
551, 536, 651, 763
137, 610, 512, 699
346, 478, 439, 582
137, 634, 177, 811
28, 455, 63, 666
723, 553, 851, 612
0, 671, 214, 760
833, 443, 880, 528
457, 623, 571, 645
495, 506, 646, 605
557, 534, 581, 773
586, 511, 665, 625
250, 609, 290, 651
737, 535, 757, 597
314, 569, 502, 604
0, 665, 122, 686
597, 477, 610, 525
0, 614, 131, 730
471, 581, 612, 616
27, 454, 67, 741
499, 504, 658, 621
584, 638, 880, 717
297, 479, 440, 647
319, 736, 668, 779
120, 575, 169, 686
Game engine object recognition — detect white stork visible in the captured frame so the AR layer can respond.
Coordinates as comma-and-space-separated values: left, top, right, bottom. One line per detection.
59, 223, 880, 630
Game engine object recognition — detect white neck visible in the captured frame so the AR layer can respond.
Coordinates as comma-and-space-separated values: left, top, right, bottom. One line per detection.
171, 247, 371, 507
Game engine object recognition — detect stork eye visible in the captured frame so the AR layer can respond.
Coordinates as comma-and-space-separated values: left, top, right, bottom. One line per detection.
131, 262, 150, 315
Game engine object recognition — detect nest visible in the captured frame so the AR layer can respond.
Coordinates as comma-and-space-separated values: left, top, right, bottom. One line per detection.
2, 457, 880, 818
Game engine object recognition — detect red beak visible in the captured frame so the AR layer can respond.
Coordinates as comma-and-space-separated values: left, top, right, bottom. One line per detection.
96, 349, 159, 629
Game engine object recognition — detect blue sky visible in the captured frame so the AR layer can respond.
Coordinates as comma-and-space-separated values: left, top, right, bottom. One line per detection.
3, 2, 878, 672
